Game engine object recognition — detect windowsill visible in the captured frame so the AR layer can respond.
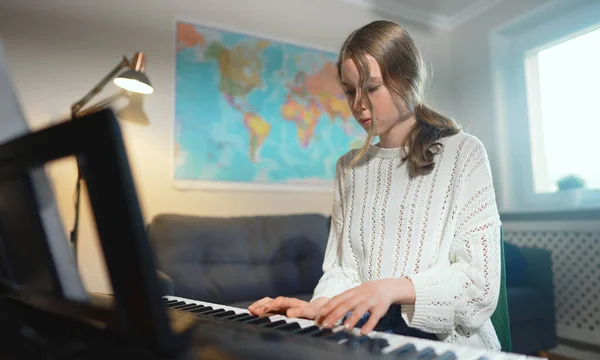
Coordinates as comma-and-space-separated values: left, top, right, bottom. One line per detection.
500, 206, 600, 221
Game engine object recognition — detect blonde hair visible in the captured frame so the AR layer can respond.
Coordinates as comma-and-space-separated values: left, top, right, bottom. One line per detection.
338, 20, 460, 176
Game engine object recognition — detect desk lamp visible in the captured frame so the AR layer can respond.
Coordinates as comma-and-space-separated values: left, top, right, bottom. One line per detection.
69, 52, 154, 263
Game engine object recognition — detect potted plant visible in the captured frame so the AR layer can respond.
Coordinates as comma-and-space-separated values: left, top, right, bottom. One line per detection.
557, 174, 586, 206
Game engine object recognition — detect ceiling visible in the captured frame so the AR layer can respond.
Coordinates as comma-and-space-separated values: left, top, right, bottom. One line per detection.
341, 0, 505, 30
1, 0, 506, 32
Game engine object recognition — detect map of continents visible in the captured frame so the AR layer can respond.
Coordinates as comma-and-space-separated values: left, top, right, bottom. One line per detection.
174, 21, 365, 187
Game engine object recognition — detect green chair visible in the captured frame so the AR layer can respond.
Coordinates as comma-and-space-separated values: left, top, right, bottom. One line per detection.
491, 227, 513, 352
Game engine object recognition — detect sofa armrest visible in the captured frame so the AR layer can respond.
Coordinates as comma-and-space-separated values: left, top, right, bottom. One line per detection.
519, 247, 555, 316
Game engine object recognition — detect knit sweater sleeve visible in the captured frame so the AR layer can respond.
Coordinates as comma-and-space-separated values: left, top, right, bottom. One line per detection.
311, 158, 360, 301
402, 139, 502, 335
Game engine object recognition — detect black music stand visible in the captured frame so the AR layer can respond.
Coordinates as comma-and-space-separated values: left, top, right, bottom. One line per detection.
0, 109, 189, 355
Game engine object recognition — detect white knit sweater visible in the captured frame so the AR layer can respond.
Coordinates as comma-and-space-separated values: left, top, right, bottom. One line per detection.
311, 131, 502, 351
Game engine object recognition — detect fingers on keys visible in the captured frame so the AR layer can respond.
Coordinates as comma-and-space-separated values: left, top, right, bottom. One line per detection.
248, 296, 307, 316
358, 306, 385, 335
317, 293, 362, 328
341, 302, 371, 330
285, 307, 303, 318
286, 304, 319, 320
248, 297, 273, 315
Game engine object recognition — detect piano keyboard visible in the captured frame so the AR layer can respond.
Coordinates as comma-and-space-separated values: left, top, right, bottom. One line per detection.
163, 295, 543, 360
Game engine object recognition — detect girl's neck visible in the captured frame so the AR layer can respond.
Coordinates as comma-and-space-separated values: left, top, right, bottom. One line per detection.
377, 115, 417, 148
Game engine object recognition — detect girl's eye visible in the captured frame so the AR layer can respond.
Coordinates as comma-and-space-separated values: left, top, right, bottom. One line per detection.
344, 85, 378, 96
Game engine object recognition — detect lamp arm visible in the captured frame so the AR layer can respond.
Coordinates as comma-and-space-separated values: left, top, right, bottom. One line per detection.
70, 56, 130, 116
75, 91, 127, 118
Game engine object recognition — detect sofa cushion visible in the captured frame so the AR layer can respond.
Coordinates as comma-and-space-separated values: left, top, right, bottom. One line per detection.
507, 287, 549, 324
148, 213, 328, 305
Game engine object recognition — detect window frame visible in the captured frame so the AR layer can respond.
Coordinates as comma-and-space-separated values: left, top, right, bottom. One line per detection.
490, 0, 600, 212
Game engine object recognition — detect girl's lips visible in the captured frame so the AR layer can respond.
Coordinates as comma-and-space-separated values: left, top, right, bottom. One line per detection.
360, 118, 372, 126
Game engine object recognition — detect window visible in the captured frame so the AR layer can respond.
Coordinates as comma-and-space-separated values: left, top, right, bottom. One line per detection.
524, 27, 600, 194
491, 1, 600, 211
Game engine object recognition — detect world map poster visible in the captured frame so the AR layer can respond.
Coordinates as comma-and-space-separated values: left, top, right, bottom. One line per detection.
174, 21, 365, 190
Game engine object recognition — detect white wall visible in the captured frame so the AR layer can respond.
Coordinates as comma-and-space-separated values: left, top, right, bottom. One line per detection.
446, 0, 552, 209
0, 0, 450, 293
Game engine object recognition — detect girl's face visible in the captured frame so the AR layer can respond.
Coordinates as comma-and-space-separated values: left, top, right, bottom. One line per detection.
340, 55, 412, 136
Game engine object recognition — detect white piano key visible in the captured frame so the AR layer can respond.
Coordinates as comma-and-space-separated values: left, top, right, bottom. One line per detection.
267, 314, 286, 321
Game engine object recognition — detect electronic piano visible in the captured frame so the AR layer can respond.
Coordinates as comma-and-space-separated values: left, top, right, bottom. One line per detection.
162, 295, 544, 360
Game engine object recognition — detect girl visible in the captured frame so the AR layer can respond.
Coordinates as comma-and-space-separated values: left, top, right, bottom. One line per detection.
249, 20, 502, 351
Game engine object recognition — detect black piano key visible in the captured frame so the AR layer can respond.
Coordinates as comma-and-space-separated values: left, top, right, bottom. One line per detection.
292, 325, 320, 335
323, 330, 351, 342
213, 310, 236, 318
183, 302, 205, 308
355, 335, 371, 344
191, 307, 215, 314
244, 317, 270, 325
181, 305, 207, 312
261, 320, 288, 329
165, 301, 186, 308
167, 301, 186, 305
436, 351, 457, 360
163, 299, 178, 304
171, 303, 195, 310
344, 334, 371, 350
221, 313, 254, 321
367, 337, 390, 353
270, 322, 295, 330
202, 309, 226, 316
387, 343, 417, 357
312, 328, 334, 338
274, 322, 302, 332
233, 314, 259, 322
408, 347, 436, 360
177, 303, 201, 311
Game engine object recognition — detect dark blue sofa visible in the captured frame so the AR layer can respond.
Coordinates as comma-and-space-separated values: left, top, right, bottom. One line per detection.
504, 242, 557, 355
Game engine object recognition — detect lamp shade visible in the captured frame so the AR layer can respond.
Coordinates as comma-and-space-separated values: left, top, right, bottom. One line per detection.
114, 69, 154, 94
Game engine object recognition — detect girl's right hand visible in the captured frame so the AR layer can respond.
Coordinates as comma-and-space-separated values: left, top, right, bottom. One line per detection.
248, 296, 329, 319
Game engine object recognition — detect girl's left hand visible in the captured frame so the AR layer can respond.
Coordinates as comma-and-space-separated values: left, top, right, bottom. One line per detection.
315, 278, 415, 335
